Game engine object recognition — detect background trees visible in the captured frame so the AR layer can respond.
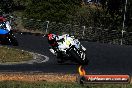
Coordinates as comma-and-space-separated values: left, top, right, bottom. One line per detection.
0, 0, 132, 31
0, 0, 14, 14
23, 0, 81, 24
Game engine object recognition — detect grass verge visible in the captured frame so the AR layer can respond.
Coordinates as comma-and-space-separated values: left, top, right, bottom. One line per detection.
0, 73, 131, 88
0, 81, 131, 88
0, 46, 33, 63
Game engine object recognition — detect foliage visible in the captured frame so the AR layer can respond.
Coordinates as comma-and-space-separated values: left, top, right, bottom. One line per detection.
0, 0, 14, 14
100, 0, 132, 31
126, 0, 132, 31
23, 0, 81, 23
0, 81, 131, 88
1, 0, 132, 32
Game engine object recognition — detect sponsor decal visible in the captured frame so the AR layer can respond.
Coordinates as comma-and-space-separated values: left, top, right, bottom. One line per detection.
77, 66, 131, 84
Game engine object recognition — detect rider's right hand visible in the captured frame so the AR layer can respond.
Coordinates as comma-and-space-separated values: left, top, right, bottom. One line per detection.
56, 38, 64, 43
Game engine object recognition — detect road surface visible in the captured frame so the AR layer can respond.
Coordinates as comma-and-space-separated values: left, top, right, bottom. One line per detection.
0, 33, 132, 75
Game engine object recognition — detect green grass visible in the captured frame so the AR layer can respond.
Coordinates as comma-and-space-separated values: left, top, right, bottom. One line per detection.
0, 46, 33, 63
0, 81, 131, 88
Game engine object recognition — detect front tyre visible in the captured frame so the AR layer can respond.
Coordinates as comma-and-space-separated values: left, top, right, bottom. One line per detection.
81, 52, 89, 65
8, 34, 18, 46
69, 49, 88, 65
82, 57, 89, 65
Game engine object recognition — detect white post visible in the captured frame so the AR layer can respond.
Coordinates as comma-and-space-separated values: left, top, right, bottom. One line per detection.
121, 0, 127, 45
46, 21, 49, 34
121, 30, 126, 45
82, 26, 86, 39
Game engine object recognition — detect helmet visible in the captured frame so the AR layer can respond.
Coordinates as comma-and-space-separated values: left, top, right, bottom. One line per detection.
0, 22, 6, 29
0, 16, 6, 22
47, 33, 56, 40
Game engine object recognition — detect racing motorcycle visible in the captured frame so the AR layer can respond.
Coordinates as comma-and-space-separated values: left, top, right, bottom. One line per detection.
0, 23, 18, 46
47, 34, 88, 65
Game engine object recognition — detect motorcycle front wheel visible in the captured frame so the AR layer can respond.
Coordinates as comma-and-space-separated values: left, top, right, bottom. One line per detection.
69, 49, 88, 65
8, 34, 18, 46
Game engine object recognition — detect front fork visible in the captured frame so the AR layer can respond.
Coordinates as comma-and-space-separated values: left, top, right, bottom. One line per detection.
68, 45, 86, 60
80, 51, 86, 60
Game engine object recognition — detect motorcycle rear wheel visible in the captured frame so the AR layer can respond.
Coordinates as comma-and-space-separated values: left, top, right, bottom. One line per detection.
56, 52, 65, 63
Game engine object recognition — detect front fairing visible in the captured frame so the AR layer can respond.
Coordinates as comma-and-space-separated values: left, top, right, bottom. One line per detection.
72, 39, 81, 49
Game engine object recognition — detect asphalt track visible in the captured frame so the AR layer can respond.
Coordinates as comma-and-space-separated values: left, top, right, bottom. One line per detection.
1, 33, 132, 75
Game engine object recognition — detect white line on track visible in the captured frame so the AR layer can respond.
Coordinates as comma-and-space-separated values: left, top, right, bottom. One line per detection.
0, 47, 49, 65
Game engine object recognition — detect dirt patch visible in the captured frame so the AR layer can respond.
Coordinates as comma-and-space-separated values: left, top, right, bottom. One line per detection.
0, 72, 131, 84
0, 73, 78, 83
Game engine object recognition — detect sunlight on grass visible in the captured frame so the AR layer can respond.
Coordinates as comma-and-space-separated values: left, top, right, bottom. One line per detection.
0, 46, 33, 63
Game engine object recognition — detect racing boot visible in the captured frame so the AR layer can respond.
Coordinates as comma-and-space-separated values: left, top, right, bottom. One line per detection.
49, 48, 56, 55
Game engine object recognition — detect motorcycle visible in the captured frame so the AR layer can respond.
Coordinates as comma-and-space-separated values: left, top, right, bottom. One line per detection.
0, 23, 18, 46
48, 34, 88, 65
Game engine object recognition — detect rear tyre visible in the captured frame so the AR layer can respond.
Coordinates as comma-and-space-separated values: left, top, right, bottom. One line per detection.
57, 58, 64, 63
56, 52, 64, 63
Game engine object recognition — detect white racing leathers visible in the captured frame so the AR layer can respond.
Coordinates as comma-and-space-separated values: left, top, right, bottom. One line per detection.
5, 21, 11, 31
57, 34, 72, 51
49, 34, 88, 64
49, 34, 69, 55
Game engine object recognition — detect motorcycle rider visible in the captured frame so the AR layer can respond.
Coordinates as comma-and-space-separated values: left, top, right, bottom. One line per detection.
47, 33, 71, 55
47, 33, 88, 64
0, 16, 11, 31
57, 34, 73, 50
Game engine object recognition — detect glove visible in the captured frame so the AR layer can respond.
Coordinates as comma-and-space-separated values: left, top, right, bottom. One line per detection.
57, 38, 64, 43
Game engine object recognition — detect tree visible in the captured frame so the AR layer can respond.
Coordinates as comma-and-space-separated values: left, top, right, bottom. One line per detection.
99, 0, 125, 30
23, 0, 81, 23
125, 0, 132, 31
0, 0, 14, 14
